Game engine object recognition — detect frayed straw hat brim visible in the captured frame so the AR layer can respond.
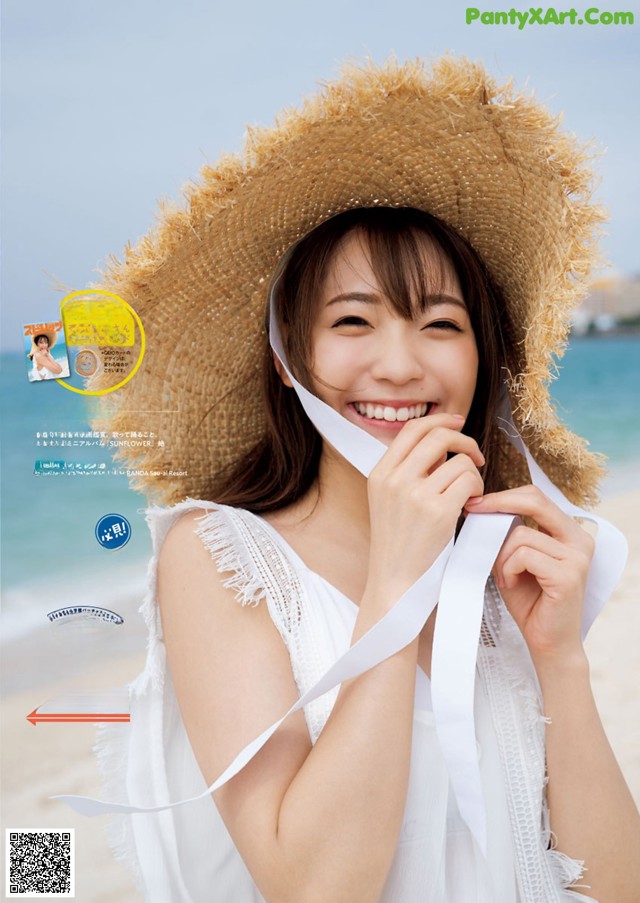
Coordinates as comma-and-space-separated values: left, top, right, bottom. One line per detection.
91, 55, 606, 506
30, 329, 58, 355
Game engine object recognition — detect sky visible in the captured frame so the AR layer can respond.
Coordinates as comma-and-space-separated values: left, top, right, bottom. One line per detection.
2, 0, 639, 349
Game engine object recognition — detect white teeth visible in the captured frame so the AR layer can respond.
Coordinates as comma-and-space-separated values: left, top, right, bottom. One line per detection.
353, 402, 430, 421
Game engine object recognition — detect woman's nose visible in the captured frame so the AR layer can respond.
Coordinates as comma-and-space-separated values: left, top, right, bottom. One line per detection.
369, 326, 425, 384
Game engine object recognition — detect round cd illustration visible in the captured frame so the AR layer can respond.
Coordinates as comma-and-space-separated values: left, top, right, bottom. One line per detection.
74, 349, 99, 377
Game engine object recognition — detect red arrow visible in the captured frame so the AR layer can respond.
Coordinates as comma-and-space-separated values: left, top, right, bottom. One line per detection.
27, 709, 130, 725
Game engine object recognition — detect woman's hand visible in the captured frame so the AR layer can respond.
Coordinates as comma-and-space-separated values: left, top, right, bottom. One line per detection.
465, 485, 595, 666
366, 412, 485, 603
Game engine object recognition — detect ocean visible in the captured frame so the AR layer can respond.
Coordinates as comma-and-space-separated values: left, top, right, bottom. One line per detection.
1, 337, 639, 641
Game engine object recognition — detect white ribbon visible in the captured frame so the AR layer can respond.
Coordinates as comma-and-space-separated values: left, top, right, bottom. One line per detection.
430, 396, 627, 851
55, 288, 627, 858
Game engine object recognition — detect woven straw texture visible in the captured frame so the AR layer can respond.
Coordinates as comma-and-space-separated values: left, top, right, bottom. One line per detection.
90, 55, 606, 506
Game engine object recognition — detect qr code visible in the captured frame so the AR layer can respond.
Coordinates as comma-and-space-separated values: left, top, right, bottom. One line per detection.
5, 830, 75, 897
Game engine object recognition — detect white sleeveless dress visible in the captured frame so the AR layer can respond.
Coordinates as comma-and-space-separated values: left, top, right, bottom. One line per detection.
96, 500, 596, 902
31, 360, 49, 380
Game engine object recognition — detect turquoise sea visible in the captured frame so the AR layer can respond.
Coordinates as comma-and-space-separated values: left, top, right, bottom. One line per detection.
1, 337, 639, 640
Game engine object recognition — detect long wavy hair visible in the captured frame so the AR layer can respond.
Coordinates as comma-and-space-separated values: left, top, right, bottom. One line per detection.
215, 207, 515, 513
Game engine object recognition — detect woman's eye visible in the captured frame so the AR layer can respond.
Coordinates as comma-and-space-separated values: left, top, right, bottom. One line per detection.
331, 316, 370, 328
423, 320, 463, 332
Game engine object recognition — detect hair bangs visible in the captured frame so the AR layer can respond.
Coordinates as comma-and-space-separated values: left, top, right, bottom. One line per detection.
351, 223, 455, 320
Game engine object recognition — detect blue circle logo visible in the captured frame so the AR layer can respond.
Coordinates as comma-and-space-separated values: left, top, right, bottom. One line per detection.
95, 513, 131, 550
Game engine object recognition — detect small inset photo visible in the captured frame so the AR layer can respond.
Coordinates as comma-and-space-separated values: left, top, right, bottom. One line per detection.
23, 320, 71, 383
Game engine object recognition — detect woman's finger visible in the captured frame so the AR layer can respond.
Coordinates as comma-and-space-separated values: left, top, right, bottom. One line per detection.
406, 432, 484, 479
465, 485, 582, 545
500, 545, 565, 591
422, 453, 483, 496
495, 524, 567, 572
380, 414, 483, 470
494, 525, 593, 589
378, 413, 463, 466
441, 468, 486, 513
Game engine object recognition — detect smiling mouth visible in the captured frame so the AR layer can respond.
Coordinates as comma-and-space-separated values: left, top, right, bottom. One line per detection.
351, 402, 434, 423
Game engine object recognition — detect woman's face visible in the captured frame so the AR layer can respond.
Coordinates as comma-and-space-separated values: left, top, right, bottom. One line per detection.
307, 231, 479, 447
36, 337, 50, 350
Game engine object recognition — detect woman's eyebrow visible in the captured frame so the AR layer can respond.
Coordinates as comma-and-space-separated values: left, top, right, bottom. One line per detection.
325, 291, 382, 306
326, 291, 466, 310
421, 294, 467, 311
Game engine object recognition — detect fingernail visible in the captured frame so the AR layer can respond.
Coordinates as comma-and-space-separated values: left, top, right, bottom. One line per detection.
466, 497, 482, 506
452, 414, 465, 421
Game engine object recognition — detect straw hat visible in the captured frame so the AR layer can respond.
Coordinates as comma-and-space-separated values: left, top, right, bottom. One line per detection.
29, 329, 58, 358
92, 55, 606, 506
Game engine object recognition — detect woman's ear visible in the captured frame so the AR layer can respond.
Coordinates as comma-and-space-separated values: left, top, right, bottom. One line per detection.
272, 351, 293, 388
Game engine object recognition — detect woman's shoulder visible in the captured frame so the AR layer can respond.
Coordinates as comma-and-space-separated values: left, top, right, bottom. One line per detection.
146, 498, 242, 551
150, 498, 237, 559
154, 499, 271, 609
157, 505, 228, 607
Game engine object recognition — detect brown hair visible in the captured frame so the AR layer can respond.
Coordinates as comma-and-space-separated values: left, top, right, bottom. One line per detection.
215, 207, 515, 512
28, 334, 51, 360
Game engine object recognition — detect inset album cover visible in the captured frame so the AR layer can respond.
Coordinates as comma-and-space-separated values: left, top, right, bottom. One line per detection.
23, 320, 70, 383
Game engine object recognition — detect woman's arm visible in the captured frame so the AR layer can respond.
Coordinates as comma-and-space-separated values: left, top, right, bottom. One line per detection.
35, 350, 63, 375
467, 487, 640, 902
159, 511, 420, 903
159, 414, 484, 903
538, 654, 640, 903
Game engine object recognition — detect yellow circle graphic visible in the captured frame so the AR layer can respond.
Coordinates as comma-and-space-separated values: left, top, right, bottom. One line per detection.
57, 290, 146, 396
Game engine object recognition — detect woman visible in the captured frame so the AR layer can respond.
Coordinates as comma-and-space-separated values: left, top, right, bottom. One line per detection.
28, 332, 63, 379
61, 58, 640, 901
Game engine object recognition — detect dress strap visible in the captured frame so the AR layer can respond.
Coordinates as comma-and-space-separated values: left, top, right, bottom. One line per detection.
194, 505, 301, 621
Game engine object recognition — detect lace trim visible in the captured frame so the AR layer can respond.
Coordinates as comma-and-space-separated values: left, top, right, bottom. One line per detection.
193, 505, 336, 743
479, 581, 597, 902
194, 507, 267, 608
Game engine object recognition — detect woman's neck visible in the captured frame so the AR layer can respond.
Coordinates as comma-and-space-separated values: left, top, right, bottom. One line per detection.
313, 442, 371, 541
265, 442, 371, 550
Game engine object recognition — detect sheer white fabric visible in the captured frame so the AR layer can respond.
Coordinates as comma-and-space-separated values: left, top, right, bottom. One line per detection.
96, 499, 596, 902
